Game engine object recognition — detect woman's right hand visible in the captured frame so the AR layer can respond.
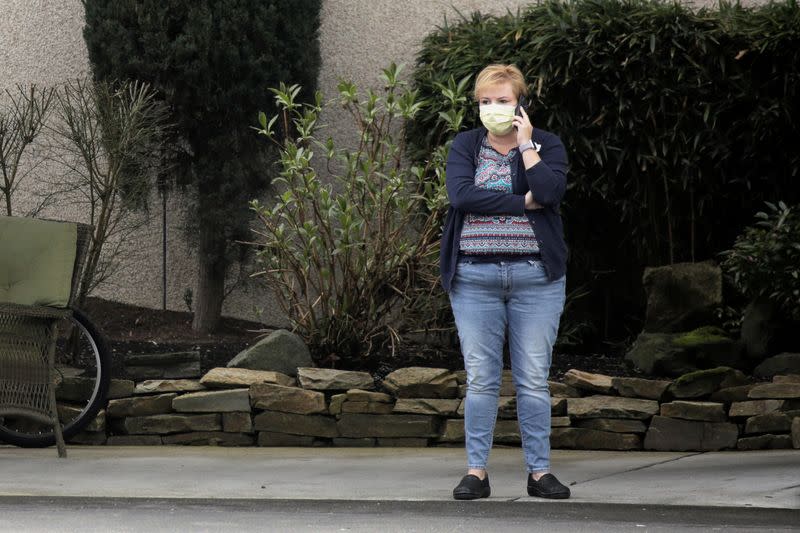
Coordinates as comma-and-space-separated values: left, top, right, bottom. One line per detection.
525, 191, 542, 210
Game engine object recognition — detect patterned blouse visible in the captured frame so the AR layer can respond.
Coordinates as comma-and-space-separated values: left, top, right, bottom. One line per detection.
459, 138, 539, 256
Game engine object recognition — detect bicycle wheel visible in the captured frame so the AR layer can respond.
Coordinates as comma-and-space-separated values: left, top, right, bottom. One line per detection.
0, 308, 111, 448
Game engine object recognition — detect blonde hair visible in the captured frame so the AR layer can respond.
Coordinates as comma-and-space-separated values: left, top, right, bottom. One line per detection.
474, 64, 528, 101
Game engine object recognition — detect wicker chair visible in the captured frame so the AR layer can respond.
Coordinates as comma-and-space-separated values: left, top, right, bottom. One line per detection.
0, 217, 92, 458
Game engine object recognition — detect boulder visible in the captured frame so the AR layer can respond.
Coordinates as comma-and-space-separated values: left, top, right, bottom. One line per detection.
297, 368, 374, 391
134, 379, 206, 395
257, 432, 314, 447
382, 367, 458, 398
659, 401, 727, 422
612, 377, 672, 400
222, 412, 253, 433
624, 332, 695, 376
709, 384, 758, 403
642, 261, 721, 333
123, 414, 221, 435
249, 383, 327, 415
253, 411, 338, 438
162, 432, 255, 446
329, 394, 346, 415
754, 353, 800, 379
748, 383, 800, 400
744, 413, 793, 434
672, 327, 746, 370
729, 399, 785, 418
393, 399, 461, 416
644, 416, 738, 451
563, 369, 614, 394
172, 389, 251, 413
567, 396, 659, 420
573, 418, 647, 434
201, 368, 295, 388
549, 381, 581, 398
668, 367, 748, 399
737, 434, 793, 450
227, 330, 312, 377
107, 393, 177, 418
550, 428, 641, 450
107, 380, 135, 399
337, 414, 440, 438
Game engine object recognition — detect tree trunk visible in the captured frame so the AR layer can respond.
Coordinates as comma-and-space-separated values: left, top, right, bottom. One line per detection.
192, 225, 226, 333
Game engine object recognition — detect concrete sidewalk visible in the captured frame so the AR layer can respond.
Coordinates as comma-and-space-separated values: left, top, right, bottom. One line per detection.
0, 446, 798, 510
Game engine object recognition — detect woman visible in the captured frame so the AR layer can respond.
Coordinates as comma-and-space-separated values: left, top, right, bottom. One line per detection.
440, 64, 570, 500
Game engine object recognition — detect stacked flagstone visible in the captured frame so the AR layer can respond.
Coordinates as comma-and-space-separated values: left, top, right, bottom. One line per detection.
65, 365, 800, 452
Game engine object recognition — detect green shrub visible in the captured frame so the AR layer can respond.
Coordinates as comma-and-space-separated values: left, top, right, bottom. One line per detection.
721, 202, 800, 320
409, 0, 800, 346
250, 65, 451, 363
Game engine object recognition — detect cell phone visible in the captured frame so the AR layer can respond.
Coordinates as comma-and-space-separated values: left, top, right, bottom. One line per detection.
515, 96, 528, 117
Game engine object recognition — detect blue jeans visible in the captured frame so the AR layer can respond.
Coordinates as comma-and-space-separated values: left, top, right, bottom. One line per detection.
449, 257, 566, 473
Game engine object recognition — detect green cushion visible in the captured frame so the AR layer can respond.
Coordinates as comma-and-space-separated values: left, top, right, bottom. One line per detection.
0, 216, 78, 308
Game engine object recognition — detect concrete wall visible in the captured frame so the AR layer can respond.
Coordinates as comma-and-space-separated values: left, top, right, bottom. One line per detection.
0, 0, 734, 324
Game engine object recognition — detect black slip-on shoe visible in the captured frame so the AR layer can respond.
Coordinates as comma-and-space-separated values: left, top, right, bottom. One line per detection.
453, 474, 491, 500
527, 473, 571, 499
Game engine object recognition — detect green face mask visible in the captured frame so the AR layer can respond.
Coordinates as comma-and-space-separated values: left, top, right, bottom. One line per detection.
479, 103, 516, 135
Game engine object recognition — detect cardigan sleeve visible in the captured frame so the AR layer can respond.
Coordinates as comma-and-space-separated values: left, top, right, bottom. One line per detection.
525, 134, 568, 207
445, 132, 526, 215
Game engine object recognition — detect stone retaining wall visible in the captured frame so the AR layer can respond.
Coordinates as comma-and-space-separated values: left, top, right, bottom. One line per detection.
66, 367, 800, 451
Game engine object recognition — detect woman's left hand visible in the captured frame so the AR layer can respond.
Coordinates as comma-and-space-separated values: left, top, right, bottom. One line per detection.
514, 107, 534, 146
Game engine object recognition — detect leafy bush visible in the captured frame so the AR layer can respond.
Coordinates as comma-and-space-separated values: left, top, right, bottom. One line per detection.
721, 202, 800, 320
409, 0, 800, 346
250, 65, 451, 363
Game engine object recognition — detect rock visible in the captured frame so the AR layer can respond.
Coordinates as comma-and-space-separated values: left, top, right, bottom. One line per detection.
333, 437, 376, 447
329, 394, 346, 415
737, 434, 793, 450
659, 401, 726, 422
257, 432, 314, 447
123, 414, 221, 434
58, 406, 105, 432
162, 432, 255, 446
793, 418, 800, 449
729, 399, 785, 418
106, 435, 162, 445
249, 383, 326, 415
672, 327, 746, 370
107, 380, 135, 399
457, 398, 465, 417
567, 396, 659, 420
107, 393, 177, 418
563, 369, 614, 394
134, 379, 206, 395
392, 399, 461, 416
382, 367, 458, 399
377, 438, 429, 447
709, 384, 758, 403
222, 412, 253, 433
56, 377, 103, 403
500, 371, 516, 396
337, 414, 440, 438
67, 431, 107, 445
345, 389, 393, 402
297, 368, 374, 391
549, 381, 581, 398
341, 401, 395, 414
624, 332, 695, 376
573, 418, 647, 433
551, 397, 567, 416
754, 353, 800, 378
438, 419, 465, 442
201, 367, 294, 389
668, 367, 748, 399
125, 351, 202, 380
644, 416, 738, 451
494, 420, 521, 444
495, 396, 517, 419
458, 384, 468, 398
552, 416, 572, 427
744, 413, 792, 434
550, 428, 641, 450
172, 389, 251, 413
253, 411, 338, 438
642, 261, 721, 333
227, 330, 312, 377
612, 377, 672, 400
452, 370, 467, 384
748, 383, 800, 399
774, 375, 800, 384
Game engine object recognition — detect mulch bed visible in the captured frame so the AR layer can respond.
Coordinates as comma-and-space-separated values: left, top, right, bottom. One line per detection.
84, 297, 640, 381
